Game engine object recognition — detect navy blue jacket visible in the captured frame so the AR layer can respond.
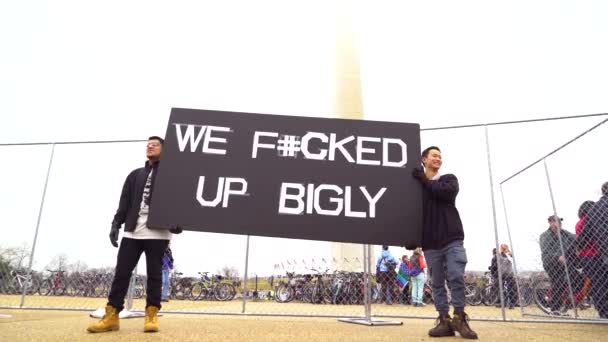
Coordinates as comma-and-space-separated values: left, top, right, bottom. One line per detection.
421, 174, 465, 250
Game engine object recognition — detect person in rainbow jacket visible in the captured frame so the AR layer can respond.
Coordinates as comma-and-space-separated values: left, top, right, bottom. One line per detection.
396, 255, 411, 304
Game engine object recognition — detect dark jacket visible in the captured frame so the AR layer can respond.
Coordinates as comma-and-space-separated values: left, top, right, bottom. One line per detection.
540, 228, 576, 271
162, 247, 174, 271
112, 161, 159, 232
498, 252, 514, 277
421, 174, 465, 250
579, 195, 608, 256
489, 255, 498, 279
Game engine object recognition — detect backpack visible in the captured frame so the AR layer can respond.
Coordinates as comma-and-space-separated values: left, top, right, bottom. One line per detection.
382, 257, 398, 270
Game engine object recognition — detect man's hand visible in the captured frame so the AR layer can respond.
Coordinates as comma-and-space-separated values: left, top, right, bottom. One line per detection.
169, 226, 183, 234
411, 167, 429, 185
109, 223, 120, 248
558, 255, 566, 264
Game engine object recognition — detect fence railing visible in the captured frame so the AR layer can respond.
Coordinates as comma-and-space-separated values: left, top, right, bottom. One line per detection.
1, 113, 607, 323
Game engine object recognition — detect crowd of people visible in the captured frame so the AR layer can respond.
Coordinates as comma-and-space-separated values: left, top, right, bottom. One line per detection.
485, 182, 608, 318
376, 246, 427, 307
538, 184, 608, 317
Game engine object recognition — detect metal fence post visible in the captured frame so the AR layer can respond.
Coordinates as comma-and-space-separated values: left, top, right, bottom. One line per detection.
126, 266, 137, 311
543, 159, 578, 318
20, 144, 55, 308
485, 126, 506, 320
241, 235, 250, 314
364, 244, 371, 320
500, 184, 525, 316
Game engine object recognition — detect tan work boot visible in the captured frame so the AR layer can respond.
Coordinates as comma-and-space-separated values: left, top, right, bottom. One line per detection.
428, 314, 455, 337
144, 305, 160, 332
451, 312, 478, 339
87, 305, 119, 333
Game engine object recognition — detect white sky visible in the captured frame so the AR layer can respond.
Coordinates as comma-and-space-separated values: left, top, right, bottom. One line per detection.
1, 1, 607, 277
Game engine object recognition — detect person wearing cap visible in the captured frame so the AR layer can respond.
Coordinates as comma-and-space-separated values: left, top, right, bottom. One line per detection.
539, 214, 577, 315
579, 181, 608, 318
411, 146, 477, 339
87, 136, 182, 334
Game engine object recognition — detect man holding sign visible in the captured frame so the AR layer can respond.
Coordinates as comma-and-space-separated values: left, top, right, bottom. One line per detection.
87, 136, 182, 334
412, 146, 478, 339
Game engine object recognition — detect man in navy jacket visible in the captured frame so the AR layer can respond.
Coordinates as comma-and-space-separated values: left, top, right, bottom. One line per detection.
412, 146, 477, 339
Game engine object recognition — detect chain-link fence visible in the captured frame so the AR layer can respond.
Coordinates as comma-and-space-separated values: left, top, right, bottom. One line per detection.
500, 117, 608, 321
1, 114, 607, 323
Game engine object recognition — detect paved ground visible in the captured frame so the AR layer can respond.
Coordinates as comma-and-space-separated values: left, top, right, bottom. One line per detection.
1, 294, 603, 320
2, 308, 608, 342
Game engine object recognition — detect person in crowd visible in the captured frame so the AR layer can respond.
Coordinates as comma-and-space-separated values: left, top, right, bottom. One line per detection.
396, 255, 411, 304
489, 248, 498, 283
579, 182, 608, 318
540, 215, 576, 316
376, 245, 398, 305
497, 244, 516, 309
409, 248, 427, 307
574, 200, 596, 308
161, 242, 174, 302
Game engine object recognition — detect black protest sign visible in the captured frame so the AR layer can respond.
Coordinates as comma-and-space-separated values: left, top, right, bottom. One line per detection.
148, 108, 422, 247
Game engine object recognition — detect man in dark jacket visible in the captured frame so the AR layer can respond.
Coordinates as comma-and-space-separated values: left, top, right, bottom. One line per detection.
411, 146, 477, 339
540, 215, 576, 315
578, 181, 608, 318
88, 136, 181, 334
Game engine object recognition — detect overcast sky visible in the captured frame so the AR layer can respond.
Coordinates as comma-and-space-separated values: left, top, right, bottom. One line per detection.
1, 1, 607, 278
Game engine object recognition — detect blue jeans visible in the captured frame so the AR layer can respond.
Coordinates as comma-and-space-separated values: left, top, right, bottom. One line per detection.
411, 273, 426, 304
161, 269, 170, 300
424, 240, 467, 315
379, 271, 393, 304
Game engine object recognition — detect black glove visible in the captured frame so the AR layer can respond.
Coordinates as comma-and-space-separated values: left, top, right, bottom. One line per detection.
169, 225, 183, 234
109, 223, 120, 248
411, 167, 429, 185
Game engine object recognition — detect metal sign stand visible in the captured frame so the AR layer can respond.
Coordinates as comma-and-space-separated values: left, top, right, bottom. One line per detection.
338, 244, 403, 326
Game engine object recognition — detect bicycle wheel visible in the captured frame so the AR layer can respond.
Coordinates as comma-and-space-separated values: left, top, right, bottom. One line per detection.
223, 283, 236, 301
310, 283, 325, 304
532, 281, 552, 315
174, 284, 185, 300
465, 283, 482, 306
423, 284, 433, 304
482, 286, 499, 306
348, 284, 362, 305
190, 283, 203, 300
518, 283, 534, 307
38, 279, 52, 296
213, 283, 232, 301
275, 285, 293, 303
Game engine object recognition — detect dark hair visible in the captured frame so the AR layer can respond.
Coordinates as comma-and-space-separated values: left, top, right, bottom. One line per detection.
421, 146, 440, 159
148, 136, 164, 145
382, 245, 388, 251
578, 200, 595, 219
602, 181, 608, 195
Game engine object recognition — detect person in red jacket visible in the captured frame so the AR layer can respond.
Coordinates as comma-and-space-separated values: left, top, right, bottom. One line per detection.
575, 201, 595, 305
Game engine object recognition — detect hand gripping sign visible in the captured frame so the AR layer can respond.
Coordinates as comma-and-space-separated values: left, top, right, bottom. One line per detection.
148, 108, 422, 248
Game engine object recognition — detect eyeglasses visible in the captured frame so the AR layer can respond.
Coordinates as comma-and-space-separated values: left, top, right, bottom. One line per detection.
147, 143, 161, 147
